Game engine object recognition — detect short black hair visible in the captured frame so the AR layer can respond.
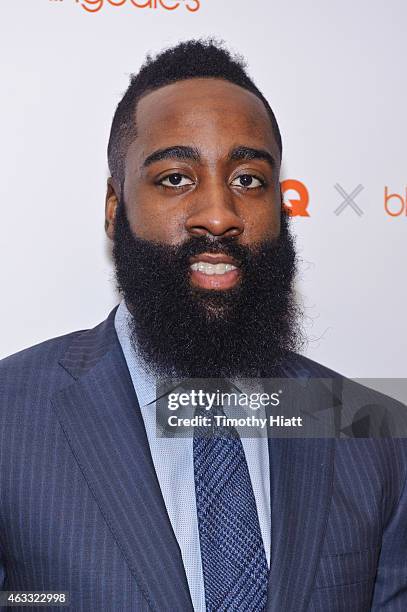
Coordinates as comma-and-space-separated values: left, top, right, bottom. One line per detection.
107, 39, 282, 185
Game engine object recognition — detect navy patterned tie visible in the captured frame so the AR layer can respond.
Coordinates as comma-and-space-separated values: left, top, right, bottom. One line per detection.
193, 397, 269, 611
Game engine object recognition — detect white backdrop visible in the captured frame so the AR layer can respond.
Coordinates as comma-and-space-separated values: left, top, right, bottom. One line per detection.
1, 0, 405, 377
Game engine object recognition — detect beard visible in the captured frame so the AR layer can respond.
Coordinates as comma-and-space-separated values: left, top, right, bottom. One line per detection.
112, 199, 303, 378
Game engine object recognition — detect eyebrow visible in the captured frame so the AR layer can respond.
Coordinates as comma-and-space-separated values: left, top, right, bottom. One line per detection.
143, 146, 201, 167
229, 146, 275, 168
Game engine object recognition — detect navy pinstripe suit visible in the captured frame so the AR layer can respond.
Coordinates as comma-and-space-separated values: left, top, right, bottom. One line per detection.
1, 307, 406, 611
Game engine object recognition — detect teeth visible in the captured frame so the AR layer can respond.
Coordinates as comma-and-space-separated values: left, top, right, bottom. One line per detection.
190, 262, 237, 275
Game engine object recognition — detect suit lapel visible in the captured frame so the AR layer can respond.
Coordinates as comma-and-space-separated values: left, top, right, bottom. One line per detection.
266, 372, 336, 611
52, 309, 193, 612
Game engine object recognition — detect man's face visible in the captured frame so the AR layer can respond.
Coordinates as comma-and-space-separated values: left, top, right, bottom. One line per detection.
107, 78, 301, 378
106, 78, 282, 292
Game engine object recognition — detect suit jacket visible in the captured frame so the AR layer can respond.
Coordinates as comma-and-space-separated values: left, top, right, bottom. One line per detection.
0, 307, 406, 611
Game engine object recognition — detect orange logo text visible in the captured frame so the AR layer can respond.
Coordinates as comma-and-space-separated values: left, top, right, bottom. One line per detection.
281, 179, 310, 217
76, 0, 201, 12
384, 186, 407, 217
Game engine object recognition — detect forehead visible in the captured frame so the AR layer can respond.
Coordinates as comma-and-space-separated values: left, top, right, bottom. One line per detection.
129, 78, 280, 163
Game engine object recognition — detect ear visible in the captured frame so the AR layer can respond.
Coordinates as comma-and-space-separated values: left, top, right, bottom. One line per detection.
105, 177, 120, 240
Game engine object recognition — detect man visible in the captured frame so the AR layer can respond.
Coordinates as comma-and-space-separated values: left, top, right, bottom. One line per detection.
0, 40, 406, 611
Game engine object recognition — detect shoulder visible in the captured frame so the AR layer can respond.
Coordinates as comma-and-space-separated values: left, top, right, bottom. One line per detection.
288, 351, 407, 443
0, 329, 85, 371
0, 329, 88, 402
284, 351, 345, 379
0, 307, 118, 405
287, 351, 403, 409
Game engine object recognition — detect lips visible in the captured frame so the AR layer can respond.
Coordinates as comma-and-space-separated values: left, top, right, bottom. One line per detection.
189, 252, 241, 290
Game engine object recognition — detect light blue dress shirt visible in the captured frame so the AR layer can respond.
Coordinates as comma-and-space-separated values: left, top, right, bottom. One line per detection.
114, 301, 271, 612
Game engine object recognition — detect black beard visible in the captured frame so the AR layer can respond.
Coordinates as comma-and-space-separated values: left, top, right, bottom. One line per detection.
112, 200, 303, 378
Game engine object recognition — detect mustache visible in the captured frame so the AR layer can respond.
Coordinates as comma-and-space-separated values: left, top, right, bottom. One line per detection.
130, 232, 283, 272
166, 236, 250, 267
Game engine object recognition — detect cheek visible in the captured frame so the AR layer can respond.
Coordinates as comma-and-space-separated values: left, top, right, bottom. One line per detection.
123, 187, 187, 244
239, 200, 281, 242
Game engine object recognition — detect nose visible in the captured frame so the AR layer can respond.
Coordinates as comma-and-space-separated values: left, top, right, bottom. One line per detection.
185, 183, 244, 239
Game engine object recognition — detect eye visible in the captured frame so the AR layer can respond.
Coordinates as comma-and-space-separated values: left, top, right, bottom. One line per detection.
230, 174, 264, 189
159, 173, 195, 188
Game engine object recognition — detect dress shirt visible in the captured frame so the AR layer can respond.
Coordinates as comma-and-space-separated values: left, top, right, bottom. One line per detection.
114, 301, 271, 612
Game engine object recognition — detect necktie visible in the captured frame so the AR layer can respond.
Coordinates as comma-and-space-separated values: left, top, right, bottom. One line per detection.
193, 390, 269, 611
